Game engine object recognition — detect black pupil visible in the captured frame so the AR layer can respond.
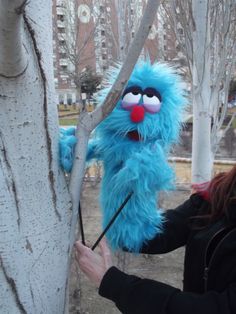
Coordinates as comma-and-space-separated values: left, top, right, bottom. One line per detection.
123, 86, 142, 98
123, 86, 161, 101
144, 88, 161, 101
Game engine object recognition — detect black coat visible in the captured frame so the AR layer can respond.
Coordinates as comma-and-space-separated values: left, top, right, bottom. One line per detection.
99, 193, 236, 314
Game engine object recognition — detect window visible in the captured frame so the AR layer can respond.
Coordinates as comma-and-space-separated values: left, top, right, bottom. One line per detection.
102, 42, 106, 48
176, 44, 180, 52
57, 15, 64, 22
60, 65, 67, 71
59, 52, 67, 58
101, 30, 105, 36
100, 5, 104, 13
58, 28, 65, 34
100, 18, 105, 24
102, 54, 107, 60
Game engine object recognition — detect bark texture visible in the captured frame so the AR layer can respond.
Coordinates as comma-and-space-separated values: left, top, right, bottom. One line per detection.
0, 1, 72, 313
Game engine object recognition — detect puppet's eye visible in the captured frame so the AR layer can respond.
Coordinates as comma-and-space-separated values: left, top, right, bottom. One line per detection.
143, 88, 162, 113
123, 92, 142, 104
122, 86, 142, 110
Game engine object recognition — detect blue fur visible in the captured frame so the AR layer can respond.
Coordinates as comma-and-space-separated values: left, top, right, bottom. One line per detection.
59, 59, 187, 252
59, 127, 77, 172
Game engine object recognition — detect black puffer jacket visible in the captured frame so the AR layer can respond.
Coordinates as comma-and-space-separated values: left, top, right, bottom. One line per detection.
99, 194, 236, 314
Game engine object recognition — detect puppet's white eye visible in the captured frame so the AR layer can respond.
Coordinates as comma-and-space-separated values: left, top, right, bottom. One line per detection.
121, 86, 142, 110
143, 94, 161, 106
143, 88, 162, 113
122, 92, 142, 105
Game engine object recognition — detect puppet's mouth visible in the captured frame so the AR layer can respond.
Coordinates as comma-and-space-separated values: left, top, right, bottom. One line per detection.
127, 130, 143, 141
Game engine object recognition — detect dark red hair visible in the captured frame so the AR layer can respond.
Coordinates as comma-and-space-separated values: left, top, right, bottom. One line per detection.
192, 164, 236, 224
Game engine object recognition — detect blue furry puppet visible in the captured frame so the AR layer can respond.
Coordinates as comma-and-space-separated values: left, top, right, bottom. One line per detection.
60, 60, 186, 252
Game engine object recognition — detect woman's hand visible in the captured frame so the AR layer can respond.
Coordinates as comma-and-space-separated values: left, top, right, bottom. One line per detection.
75, 238, 113, 288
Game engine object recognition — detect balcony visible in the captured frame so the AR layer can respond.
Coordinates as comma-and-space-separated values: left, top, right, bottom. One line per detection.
56, 6, 65, 15
59, 46, 66, 53
56, 0, 64, 6
59, 58, 68, 66
57, 20, 65, 28
60, 74, 69, 79
58, 33, 66, 41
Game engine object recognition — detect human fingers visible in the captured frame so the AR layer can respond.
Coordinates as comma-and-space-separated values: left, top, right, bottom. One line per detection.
99, 238, 112, 269
75, 240, 88, 254
74, 240, 107, 287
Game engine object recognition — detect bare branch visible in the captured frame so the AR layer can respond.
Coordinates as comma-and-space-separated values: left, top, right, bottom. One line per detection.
0, 0, 28, 77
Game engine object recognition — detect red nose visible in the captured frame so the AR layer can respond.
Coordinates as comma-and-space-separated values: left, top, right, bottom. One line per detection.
130, 105, 145, 123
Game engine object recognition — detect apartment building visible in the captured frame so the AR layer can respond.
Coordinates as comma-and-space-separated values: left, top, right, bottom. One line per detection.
52, 0, 178, 104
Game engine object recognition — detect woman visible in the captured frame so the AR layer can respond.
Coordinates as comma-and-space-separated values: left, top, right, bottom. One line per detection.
75, 165, 236, 314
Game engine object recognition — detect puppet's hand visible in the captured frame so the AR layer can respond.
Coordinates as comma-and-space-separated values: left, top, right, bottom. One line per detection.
59, 127, 77, 172
87, 139, 103, 162
59, 129, 102, 172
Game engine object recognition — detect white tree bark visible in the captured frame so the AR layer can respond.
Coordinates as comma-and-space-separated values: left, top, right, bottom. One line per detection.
0, 1, 72, 313
0, 0, 28, 77
191, 0, 213, 183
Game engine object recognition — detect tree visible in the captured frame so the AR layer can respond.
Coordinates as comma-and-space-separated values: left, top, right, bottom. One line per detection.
163, 0, 236, 183
229, 78, 236, 101
0, 0, 161, 312
80, 66, 101, 99
57, 0, 121, 103
0, 1, 72, 312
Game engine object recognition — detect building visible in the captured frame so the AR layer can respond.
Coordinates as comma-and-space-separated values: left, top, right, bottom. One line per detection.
52, 0, 178, 105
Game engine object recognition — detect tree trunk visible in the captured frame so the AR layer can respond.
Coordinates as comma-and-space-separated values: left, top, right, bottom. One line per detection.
191, 0, 213, 183
0, 0, 162, 312
0, 1, 72, 313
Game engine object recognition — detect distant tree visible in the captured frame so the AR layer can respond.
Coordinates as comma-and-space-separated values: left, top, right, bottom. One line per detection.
80, 67, 102, 98
57, 0, 101, 104
229, 79, 236, 100
163, 0, 236, 183
224, 126, 235, 157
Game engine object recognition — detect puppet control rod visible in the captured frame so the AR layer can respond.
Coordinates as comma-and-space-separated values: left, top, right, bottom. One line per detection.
78, 192, 133, 250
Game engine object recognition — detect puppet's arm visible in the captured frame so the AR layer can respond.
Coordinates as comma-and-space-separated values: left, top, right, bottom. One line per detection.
59, 127, 103, 172
113, 144, 174, 194
59, 127, 77, 172
87, 138, 103, 162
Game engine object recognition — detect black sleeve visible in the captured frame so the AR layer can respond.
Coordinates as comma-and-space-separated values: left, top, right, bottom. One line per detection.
99, 267, 236, 314
140, 193, 206, 254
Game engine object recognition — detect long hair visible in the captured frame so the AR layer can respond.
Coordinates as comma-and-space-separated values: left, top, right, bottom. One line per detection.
192, 164, 236, 226
208, 165, 236, 221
